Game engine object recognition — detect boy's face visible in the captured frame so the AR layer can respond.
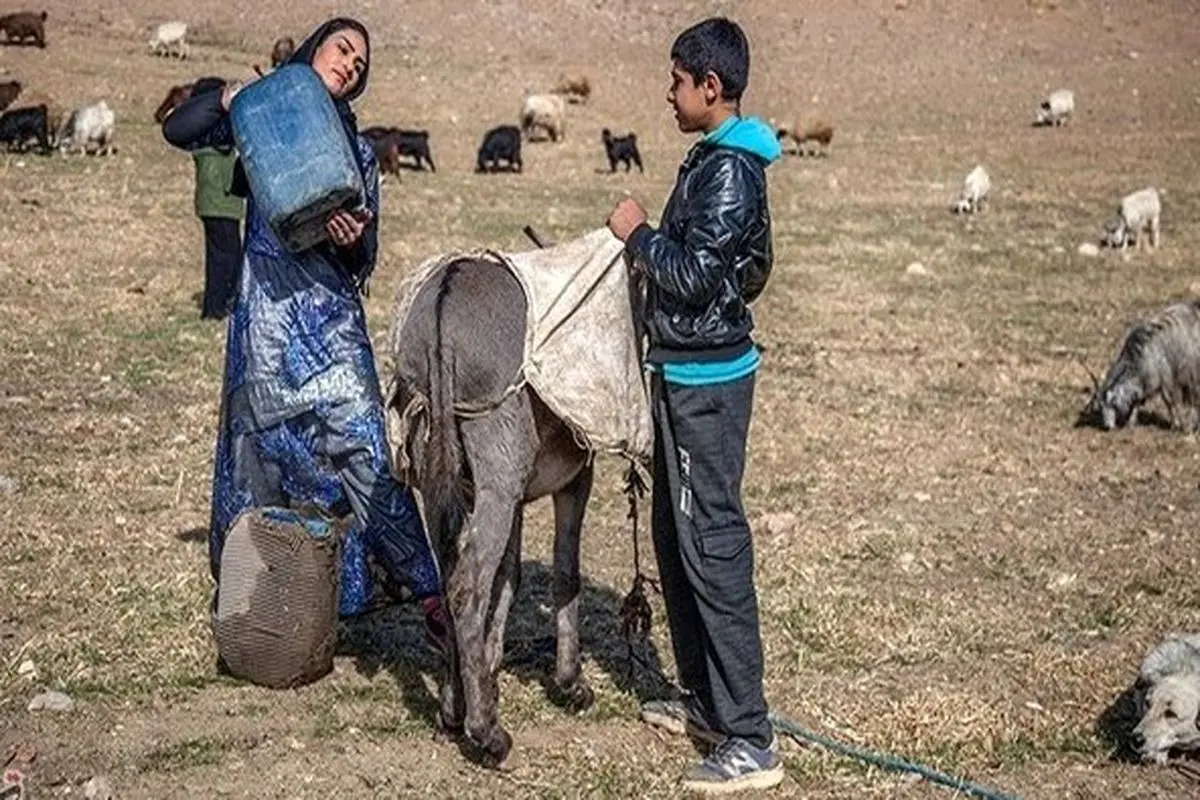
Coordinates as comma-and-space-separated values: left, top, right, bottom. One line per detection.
668, 61, 718, 133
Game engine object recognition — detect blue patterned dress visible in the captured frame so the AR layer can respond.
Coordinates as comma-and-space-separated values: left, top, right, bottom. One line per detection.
202, 134, 441, 616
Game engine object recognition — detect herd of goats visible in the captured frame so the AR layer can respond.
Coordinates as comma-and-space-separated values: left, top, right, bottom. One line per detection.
0, 13, 1195, 434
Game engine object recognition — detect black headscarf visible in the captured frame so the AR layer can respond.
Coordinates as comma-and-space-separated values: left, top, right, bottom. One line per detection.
287, 17, 371, 161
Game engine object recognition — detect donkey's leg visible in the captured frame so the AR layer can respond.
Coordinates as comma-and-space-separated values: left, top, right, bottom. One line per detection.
550, 461, 596, 712
484, 508, 523, 678
452, 405, 535, 767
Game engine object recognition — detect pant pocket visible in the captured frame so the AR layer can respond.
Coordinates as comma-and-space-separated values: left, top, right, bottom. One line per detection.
697, 524, 752, 561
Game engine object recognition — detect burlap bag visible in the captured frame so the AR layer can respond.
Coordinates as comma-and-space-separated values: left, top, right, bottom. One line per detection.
212, 507, 341, 689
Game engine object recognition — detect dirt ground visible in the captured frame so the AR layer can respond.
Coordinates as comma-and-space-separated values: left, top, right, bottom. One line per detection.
3, 0, 1200, 797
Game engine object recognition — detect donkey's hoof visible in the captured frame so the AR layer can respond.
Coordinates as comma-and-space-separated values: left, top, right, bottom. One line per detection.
552, 679, 595, 713
469, 727, 513, 769
434, 713, 464, 744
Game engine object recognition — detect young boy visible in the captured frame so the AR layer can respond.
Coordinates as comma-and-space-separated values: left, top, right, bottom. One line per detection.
606, 17, 783, 795
186, 78, 245, 320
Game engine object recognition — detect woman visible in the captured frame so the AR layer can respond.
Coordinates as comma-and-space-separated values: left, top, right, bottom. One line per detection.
163, 18, 446, 653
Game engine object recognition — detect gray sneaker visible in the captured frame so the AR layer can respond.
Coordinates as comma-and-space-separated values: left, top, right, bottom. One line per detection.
639, 694, 724, 745
681, 736, 785, 794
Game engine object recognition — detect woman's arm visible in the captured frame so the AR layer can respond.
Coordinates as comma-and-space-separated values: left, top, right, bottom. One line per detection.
162, 87, 235, 151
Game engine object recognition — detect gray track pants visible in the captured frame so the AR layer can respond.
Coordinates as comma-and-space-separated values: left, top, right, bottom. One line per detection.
650, 371, 772, 749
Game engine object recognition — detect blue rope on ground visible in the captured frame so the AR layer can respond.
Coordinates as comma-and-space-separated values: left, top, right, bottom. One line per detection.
768, 711, 1023, 800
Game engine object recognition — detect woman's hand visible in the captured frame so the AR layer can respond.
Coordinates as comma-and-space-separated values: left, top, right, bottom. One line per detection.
326, 208, 373, 248
220, 82, 242, 111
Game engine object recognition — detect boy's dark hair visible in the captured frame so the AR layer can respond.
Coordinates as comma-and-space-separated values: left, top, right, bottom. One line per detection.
670, 17, 750, 101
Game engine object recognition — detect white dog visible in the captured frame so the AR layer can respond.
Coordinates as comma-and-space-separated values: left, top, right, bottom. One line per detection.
1132, 633, 1200, 763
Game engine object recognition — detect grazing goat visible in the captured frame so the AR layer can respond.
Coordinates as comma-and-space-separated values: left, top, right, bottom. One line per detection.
1035, 88, 1075, 127
0, 104, 49, 152
476, 125, 522, 173
149, 21, 189, 59
1104, 187, 1162, 251
520, 92, 566, 142
363, 126, 430, 175
1079, 300, 1200, 431
10, 91, 63, 145
0, 80, 21, 112
59, 100, 116, 155
552, 73, 591, 104
0, 11, 47, 48
775, 116, 834, 157
952, 165, 991, 214
270, 36, 295, 67
601, 128, 642, 173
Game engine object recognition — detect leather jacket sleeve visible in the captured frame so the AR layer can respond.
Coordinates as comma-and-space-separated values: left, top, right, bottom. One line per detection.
162, 89, 234, 152
626, 155, 759, 308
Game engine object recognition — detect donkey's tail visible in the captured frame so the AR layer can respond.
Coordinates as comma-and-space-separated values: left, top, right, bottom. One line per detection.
423, 262, 468, 563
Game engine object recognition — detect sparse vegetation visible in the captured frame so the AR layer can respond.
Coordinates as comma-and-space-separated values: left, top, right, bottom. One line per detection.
2, 1, 1200, 797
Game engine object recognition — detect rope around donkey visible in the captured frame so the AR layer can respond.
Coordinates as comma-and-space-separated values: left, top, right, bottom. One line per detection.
618, 464, 1022, 800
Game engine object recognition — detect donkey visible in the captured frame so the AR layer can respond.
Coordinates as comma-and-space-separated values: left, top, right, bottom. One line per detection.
389, 257, 605, 767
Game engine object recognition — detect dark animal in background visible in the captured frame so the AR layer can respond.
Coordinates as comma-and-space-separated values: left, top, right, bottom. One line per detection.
0, 104, 50, 153
270, 36, 295, 68
601, 128, 642, 173
363, 127, 436, 174
0, 80, 21, 112
475, 125, 522, 173
1079, 300, 1200, 432
0, 11, 47, 48
153, 82, 194, 124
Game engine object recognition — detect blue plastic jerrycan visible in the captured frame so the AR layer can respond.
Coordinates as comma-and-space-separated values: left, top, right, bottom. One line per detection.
229, 64, 364, 253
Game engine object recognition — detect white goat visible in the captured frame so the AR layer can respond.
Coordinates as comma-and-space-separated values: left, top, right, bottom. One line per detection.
1035, 88, 1074, 126
149, 21, 189, 59
1105, 187, 1162, 251
952, 164, 991, 214
58, 100, 116, 155
519, 92, 566, 142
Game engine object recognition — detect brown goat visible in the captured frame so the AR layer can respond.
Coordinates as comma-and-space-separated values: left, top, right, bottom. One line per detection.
153, 83, 194, 124
0, 80, 21, 112
552, 73, 591, 104
0, 11, 47, 48
775, 116, 835, 157
270, 36, 295, 67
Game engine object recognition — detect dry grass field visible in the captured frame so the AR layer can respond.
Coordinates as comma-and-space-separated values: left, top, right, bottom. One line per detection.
3, 0, 1200, 797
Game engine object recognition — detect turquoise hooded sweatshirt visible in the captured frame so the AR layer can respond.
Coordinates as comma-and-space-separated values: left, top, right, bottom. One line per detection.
658, 115, 780, 387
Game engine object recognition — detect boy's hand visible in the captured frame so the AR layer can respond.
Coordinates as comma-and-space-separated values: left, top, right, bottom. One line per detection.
607, 197, 647, 242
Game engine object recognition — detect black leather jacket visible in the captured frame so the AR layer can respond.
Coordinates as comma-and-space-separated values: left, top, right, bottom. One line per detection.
626, 140, 772, 362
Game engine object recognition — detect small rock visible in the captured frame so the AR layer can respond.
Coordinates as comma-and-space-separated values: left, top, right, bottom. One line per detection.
760, 512, 798, 537
16, 659, 37, 680
84, 775, 114, 800
1077, 242, 1100, 257
913, 491, 932, 503
0, 474, 19, 494
1188, 280, 1200, 296
1046, 572, 1077, 592
895, 551, 917, 572
28, 690, 74, 713
1052, 245, 1065, 254
1129, 50, 1139, 60
905, 261, 929, 276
